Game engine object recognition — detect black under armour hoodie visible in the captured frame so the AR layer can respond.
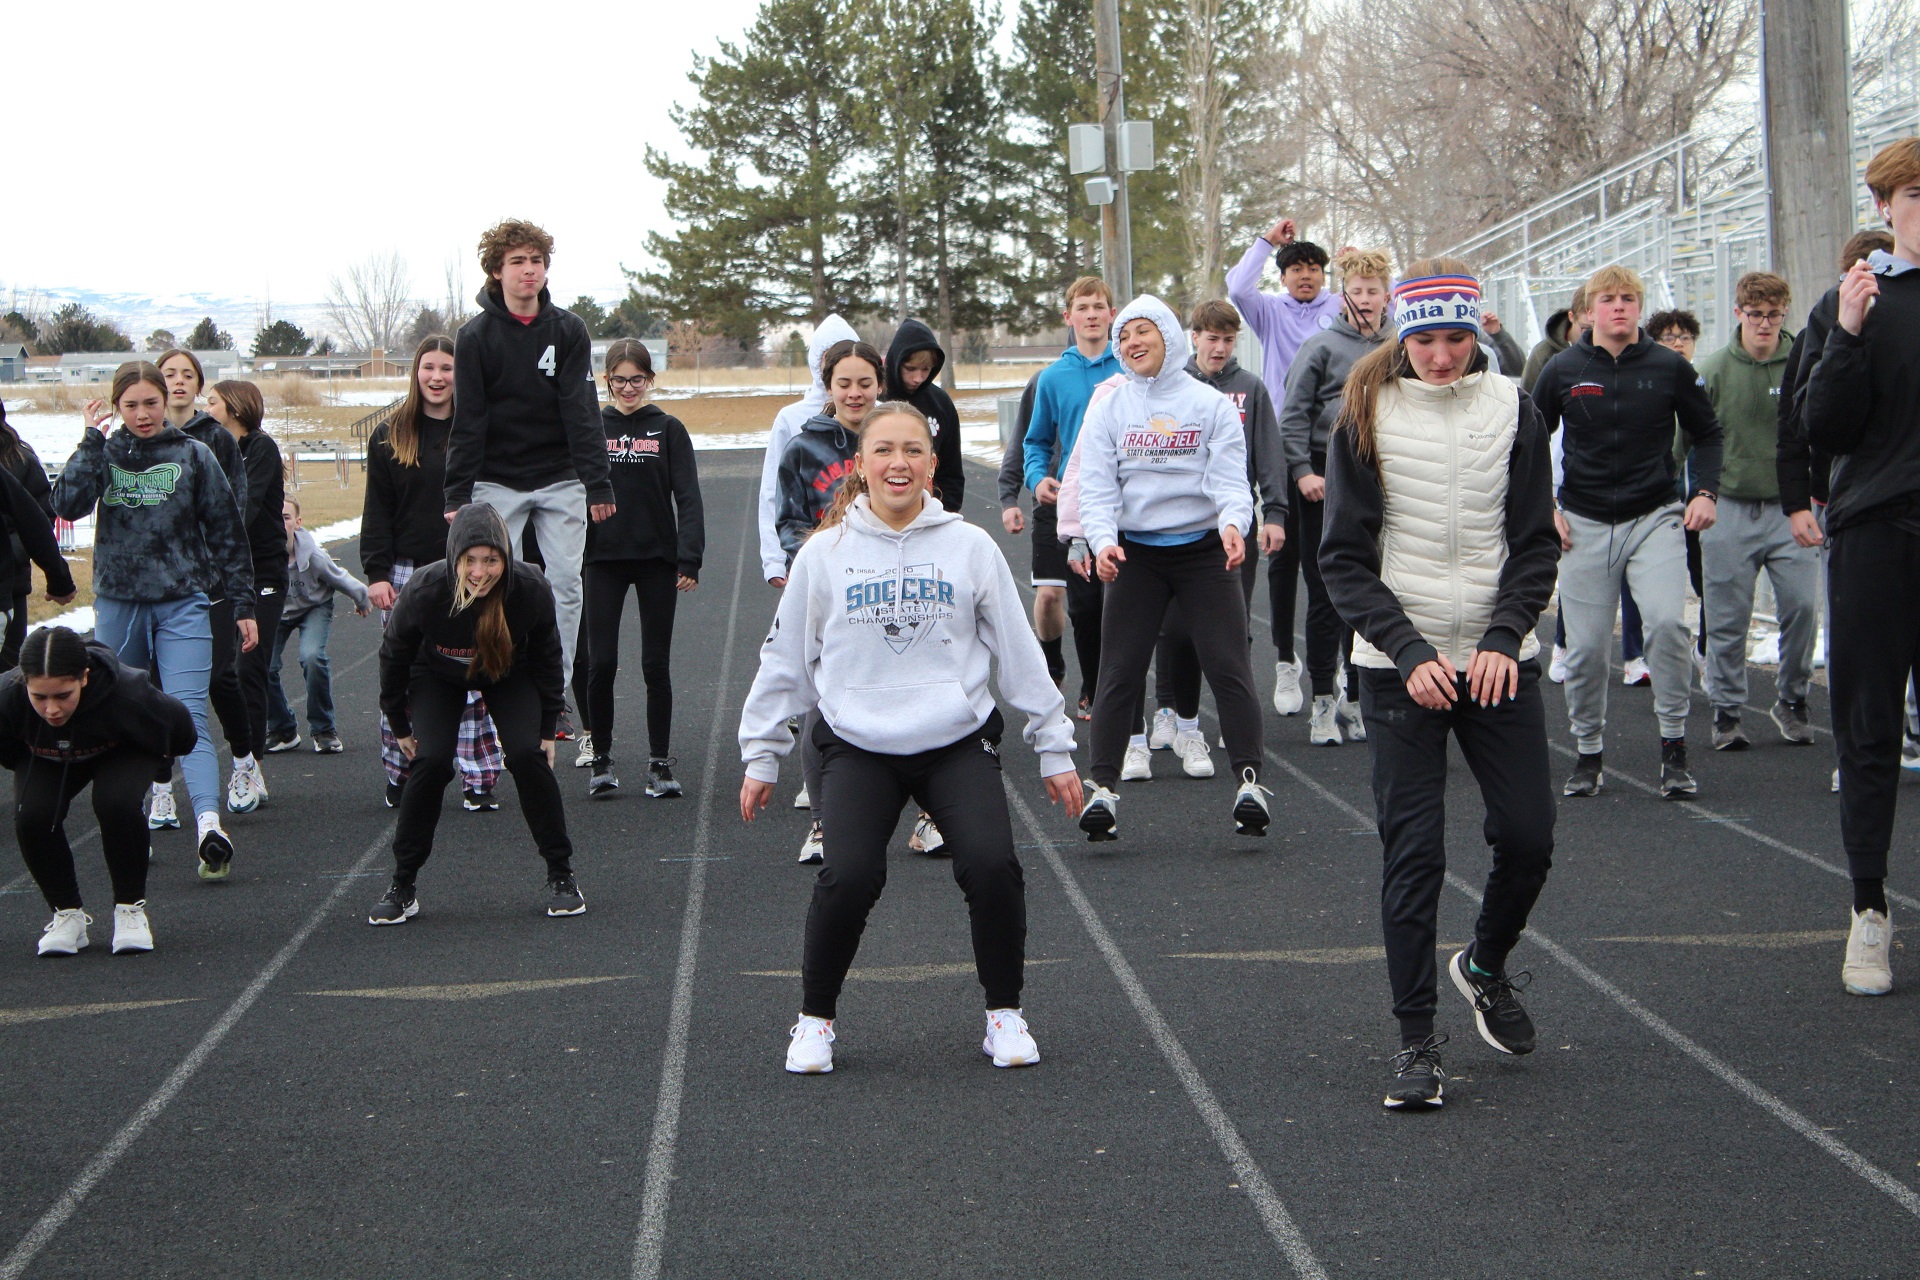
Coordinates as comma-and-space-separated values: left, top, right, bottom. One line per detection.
443, 287, 614, 512
379, 503, 566, 739
884, 319, 966, 512
0, 639, 196, 770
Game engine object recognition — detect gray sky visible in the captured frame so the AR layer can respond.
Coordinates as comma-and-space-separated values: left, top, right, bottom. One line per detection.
6, 0, 766, 315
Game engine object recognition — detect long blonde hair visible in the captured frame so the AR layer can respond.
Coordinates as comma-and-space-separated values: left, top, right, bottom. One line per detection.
449, 548, 513, 681
1335, 255, 1481, 472
813, 403, 936, 535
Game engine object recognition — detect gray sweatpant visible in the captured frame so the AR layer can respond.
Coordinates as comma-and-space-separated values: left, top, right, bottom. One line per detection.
1561, 504, 1692, 753
1701, 497, 1819, 712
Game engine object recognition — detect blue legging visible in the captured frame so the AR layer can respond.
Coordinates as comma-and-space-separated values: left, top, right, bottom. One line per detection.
94, 593, 218, 819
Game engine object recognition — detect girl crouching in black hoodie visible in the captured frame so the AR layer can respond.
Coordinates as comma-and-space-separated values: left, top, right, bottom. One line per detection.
0, 627, 196, 957
371, 503, 581, 924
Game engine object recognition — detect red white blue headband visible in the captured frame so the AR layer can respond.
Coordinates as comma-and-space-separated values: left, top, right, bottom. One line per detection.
1392, 275, 1482, 339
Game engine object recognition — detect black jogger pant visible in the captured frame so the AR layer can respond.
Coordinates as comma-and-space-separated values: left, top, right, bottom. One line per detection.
1269, 502, 1300, 664
236, 587, 286, 756
581, 558, 679, 763
1151, 551, 1260, 720
1065, 567, 1103, 704
1091, 533, 1262, 788
802, 710, 1026, 1019
1299, 459, 1357, 699
392, 671, 574, 883
15, 747, 163, 910
1360, 663, 1556, 1044
1828, 522, 1920, 882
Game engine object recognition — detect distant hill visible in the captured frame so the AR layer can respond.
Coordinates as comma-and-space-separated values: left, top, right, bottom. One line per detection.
14, 287, 329, 350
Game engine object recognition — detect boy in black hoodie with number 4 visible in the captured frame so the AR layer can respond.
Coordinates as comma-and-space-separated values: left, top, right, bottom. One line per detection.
884, 320, 967, 513
443, 220, 615, 723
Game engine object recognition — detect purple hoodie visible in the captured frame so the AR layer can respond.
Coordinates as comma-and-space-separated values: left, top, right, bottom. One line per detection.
1225, 239, 1343, 402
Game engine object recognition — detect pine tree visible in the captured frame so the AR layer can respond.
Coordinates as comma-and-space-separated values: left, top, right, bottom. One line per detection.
185, 316, 234, 351
253, 319, 313, 357
1001, 0, 1103, 327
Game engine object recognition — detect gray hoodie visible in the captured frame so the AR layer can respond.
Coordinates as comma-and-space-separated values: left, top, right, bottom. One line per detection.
1278, 316, 1392, 482
283, 528, 371, 622
1185, 356, 1290, 526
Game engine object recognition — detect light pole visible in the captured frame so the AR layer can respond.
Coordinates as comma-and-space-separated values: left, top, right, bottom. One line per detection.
1070, 0, 1155, 304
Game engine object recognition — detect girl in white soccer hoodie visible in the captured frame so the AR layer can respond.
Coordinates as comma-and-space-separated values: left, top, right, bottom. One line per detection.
738, 403, 1083, 1075
1074, 295, 1268, 841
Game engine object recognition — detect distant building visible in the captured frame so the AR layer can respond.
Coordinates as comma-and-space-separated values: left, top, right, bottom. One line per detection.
590, 338, 668, 375
253, 348, 407, 378
0, 344, 27, 383
42, 349, 242, 384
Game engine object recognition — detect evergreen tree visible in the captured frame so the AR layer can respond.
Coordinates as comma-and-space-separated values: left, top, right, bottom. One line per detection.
36, 304, 131, 355
607, 272, 670, 339
185, 316, 234, 351
252, 320, 314, 357
144, 329, 178, 352
401, 308, 448, 351
644, 0, 872, 334
1001, 0, 1103, 327
569, 296, 610, 337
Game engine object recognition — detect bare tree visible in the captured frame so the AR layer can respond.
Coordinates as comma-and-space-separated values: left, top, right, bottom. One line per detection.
442, 256, 475, 334
323, 252, 414, 354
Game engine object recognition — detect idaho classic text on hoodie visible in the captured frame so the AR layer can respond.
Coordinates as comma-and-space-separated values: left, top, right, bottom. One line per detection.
443, 287, 615, 511
738, 493, 1076, 779
1074, 295, 1257, 553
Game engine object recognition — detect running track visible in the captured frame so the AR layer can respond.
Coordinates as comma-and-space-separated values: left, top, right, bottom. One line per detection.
2, 454, 1916, 1278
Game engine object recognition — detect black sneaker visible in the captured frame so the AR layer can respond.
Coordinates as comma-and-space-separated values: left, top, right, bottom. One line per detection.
1448, 946, 1536, 1055
312, 732, 344, 754
646, 758, 683, 798
1384, 1034, 1448, 1110
463, 788, 499, 812
589, 764, 620, 798
1660, 737, 1697, 798
367, 881, 418, 926
1562, 752, 1604, 797
385, 780, 405, 809
546, 872, 587, 917
197, 828, 234, 881
553, 710, 576, 741
1711, 710, 1750, 752
263, 730, 302, 754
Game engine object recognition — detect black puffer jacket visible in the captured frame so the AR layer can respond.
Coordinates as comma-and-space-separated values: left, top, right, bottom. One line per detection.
0, 639, 196, 770
883, 319, 967, 512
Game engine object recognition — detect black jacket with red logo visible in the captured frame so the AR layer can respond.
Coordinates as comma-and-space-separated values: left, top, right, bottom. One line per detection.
774, 412, 860, 566
1533, 333, 1722, 523
585, 404, 705, 577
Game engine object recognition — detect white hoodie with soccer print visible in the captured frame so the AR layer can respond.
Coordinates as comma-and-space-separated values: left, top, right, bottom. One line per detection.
1073, 295, 1256, 554
738, 492, 1076, 781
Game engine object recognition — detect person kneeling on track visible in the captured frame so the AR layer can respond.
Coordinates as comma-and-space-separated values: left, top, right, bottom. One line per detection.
1319, 264, 1561, 1110
1074, 295, 1268, 841
738, 403, 1082, 1076
0, 626, 196, 957
370, 504, 583, 925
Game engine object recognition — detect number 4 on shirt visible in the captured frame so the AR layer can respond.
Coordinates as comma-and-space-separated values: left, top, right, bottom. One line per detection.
537, 345, 556, 377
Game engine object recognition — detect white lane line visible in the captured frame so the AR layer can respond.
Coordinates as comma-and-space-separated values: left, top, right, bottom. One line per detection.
1003, 786, 1330, 1280
0, 819, 396, 1280
629, 505, 751, 1280
2, 827, 101, 899
1258, 743, 1920, 1221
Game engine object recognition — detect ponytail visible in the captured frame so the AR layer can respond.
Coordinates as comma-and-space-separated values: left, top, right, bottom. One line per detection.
19, 626, 89, 680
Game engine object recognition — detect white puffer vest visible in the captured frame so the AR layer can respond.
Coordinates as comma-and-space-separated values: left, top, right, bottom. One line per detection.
1349, 371, 1539, 670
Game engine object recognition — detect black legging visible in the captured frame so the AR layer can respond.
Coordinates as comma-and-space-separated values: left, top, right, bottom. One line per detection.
1268, 503, 1301, 664
14, 747, 163, 910
1147, 552, 1260, 723
802, 710, 1025, 1019
236, 585, 285, 756
1298, 463, 1358, 700
580, 558, 679, 763
392, 670, 573, 883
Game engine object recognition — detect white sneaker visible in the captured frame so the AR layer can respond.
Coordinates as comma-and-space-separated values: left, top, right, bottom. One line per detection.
785, 1014, 835, 1073
908, 813, 947, 854
1121, 741, 1153, 781
1273, 659, 1305, 716
1547, 644, 1568, 684
797, 822, 824, 865
1833, 768, 1842, 794
1337, 696, 1366, 743
983, 1007, 1039, 1067
37, 908, 90, 957
148, 783, 179, 830
1622, 656, 1652, 687
575, 739, 595, 769
793, 784, 811, 809
112, 901, 153, 954
1309, 695, 1342, 745
1232, 767, 1273, 836
1148, 707, 1178, 750
1079, 782, 1118, 841
1843, 908, 1893, 996
226, 761, 260, 814
1174, 729, 1215, 778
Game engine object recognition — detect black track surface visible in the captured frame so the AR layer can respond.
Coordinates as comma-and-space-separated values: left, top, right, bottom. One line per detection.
3, 453, 1918, 1279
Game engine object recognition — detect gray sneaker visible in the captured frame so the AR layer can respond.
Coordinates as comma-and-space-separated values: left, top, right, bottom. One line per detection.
1711, 710, 1750, 752
1769, 700, 1815, 745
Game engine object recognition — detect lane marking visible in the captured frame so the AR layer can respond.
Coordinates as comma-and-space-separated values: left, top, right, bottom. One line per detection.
1258, 742, 1920, 1221
0, 998, 200, 1027
740, 959, 1069, 983
1004, 785, 1329, 1280
1590, 930, 1850, 949
1170, 946, 1465, 964
302, 976, 631, 1001
0, 819, 396, 1280
630, 501, 751, 1280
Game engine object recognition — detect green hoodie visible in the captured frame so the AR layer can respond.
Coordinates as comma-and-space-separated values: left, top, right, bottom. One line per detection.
1693, 327, 1793, 501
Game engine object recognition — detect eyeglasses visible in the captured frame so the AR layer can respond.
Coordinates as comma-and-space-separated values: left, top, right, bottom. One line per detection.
608, 375, 652, 389
1739, 310, 1786, 324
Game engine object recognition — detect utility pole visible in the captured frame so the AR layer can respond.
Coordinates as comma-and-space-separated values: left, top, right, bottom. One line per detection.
1762, 0, 1854, 327
1093, 0, 1133, 303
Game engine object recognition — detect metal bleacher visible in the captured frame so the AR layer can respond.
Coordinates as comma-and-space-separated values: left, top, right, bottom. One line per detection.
1445, 38, 1920, 350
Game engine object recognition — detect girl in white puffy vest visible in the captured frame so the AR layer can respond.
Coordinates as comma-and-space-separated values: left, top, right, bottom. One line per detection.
1317, 258, 1561, 1112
